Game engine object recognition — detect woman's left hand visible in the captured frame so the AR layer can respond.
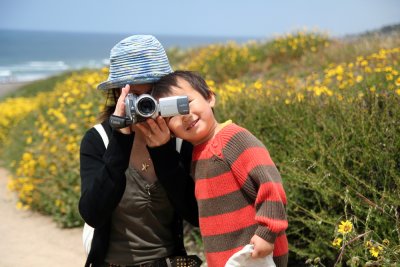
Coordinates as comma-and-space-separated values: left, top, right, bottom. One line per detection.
134, 116, 172, 147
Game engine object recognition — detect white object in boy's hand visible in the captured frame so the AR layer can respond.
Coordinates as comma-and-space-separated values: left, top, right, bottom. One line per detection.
225, 244, 276, 267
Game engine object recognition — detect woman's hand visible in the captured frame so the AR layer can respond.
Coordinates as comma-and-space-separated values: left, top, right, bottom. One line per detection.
112, 84, 131, 135
250, 234, 274, 258
134, 116, 171, 147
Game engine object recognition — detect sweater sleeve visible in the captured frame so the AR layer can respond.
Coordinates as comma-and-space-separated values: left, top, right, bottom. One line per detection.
148, 139, 199, 227
223, 128, 288, 243
79, 126, 134, 228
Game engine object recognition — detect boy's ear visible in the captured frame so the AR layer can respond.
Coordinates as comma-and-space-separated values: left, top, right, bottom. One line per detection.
208, 93, 216, 108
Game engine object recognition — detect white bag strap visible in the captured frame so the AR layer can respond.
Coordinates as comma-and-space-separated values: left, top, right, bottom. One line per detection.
82, 123, 109, 256
82, 223, 94, 256
175, 137, 182, 153
94, 123, 109, 148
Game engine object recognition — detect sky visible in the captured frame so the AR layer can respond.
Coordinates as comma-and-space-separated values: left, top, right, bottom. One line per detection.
0, 0, 399, 38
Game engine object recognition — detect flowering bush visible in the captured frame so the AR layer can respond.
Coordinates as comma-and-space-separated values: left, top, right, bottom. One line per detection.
213, 47, 400, 265
178, 41, 255, 83
4, 70, 106, 227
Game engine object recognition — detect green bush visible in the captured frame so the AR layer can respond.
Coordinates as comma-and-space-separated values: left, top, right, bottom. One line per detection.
215, 74, 400, 265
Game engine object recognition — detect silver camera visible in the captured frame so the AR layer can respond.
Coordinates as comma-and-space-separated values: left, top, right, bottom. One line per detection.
109, 93, 189, 129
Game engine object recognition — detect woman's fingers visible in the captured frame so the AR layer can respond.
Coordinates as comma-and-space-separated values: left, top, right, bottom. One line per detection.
133, 117, 171, 147
133, 123, 150, 136
114, 84, 130, 117
112, 85, 132, 134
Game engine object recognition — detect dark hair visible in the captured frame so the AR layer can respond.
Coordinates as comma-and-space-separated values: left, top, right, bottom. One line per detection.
153, 70, 213, 100
98, 88, 121, 122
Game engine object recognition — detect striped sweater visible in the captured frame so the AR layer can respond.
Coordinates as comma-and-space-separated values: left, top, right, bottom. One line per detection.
192, 123, 288, 267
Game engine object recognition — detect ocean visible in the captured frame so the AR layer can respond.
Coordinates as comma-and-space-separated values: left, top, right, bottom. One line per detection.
0, 29, 256, 83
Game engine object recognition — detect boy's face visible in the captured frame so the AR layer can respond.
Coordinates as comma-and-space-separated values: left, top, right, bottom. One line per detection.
165, 77, 217, 145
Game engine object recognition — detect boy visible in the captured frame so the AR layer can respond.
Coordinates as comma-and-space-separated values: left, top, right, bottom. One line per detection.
153, 71, 288, 267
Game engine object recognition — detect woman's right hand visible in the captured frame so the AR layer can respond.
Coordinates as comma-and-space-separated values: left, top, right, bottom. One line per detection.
112, 84, 131, 135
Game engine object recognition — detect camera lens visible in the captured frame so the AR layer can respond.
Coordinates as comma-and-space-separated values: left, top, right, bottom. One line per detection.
137, 97, 156, 116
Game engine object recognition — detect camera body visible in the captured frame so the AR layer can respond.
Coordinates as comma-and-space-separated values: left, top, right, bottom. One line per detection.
109, 93, 189, 129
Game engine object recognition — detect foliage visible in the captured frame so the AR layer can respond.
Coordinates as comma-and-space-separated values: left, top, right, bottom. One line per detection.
3, 70, 106, 227
212, 46, 400, 265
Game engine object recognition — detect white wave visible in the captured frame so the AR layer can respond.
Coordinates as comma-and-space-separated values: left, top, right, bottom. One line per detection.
0, 70, 12, 77
0, 59, 108, 83
0, 61, 70, 72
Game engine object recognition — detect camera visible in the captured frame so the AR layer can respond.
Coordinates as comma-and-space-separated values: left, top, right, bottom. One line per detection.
109, 93, 190, 129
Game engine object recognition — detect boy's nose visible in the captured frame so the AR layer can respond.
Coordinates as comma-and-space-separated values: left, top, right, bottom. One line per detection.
182, 114, 192, 123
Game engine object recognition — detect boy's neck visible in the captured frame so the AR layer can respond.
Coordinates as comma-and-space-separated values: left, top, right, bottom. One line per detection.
193, 120, 232, 146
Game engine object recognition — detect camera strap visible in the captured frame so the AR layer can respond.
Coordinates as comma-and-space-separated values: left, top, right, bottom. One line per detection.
109, 115, 132, 129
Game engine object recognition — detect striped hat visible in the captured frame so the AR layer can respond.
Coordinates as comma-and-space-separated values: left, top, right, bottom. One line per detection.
97, 35, 173, 90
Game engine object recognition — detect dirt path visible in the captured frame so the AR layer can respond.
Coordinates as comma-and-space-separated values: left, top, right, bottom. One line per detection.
0, 168, 86, 267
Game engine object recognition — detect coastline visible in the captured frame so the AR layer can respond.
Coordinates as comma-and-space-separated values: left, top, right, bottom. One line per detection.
0, 82, 30, 98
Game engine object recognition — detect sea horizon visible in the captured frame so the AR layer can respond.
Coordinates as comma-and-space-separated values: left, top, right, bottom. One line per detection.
0, 29, 261, 84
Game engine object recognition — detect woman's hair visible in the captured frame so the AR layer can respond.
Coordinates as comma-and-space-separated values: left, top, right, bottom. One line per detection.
98, 88, 121, 122
153, 70, 213, 100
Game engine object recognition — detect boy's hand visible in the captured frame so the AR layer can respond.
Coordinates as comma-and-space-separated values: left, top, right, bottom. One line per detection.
250, 234, 274, 258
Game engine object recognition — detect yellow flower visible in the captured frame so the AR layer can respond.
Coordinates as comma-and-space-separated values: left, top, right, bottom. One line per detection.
369, 245, 383, 258
16, 201, 29, 210
356, 75, 363, 83
365, 240, 373, 248
332, 237, 342, 247
16, 201, 24, 210
69, 123, 78, 130
338, 220, 353, 234
254, 80, 262, 90
395, 77, 400, 87
22, 152, 33, 161
55, 199, 63, 207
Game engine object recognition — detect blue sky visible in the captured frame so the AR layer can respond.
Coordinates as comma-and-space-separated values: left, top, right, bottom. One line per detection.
0, 0, 399, 38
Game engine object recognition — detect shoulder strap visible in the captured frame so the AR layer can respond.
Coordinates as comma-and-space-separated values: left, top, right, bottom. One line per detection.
93, 123, 109, 148
175, 138, 182, 153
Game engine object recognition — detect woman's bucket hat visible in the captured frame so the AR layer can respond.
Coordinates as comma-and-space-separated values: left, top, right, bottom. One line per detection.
97, 35, 173, 90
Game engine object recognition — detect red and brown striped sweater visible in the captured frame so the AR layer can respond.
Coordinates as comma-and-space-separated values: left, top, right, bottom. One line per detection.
192, 122, 288, 267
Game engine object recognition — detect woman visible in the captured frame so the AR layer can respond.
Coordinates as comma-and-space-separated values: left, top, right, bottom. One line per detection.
79, 35, 199, 267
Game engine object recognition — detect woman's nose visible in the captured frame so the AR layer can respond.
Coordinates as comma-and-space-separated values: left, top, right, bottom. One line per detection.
129, 84, 152, 95
130, 89, 151, 95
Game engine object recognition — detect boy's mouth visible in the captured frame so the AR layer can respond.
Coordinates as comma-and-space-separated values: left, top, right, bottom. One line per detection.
186, 118, 199, 130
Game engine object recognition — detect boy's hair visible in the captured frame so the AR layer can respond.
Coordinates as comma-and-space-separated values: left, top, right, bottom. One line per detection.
153, 70, 213, 100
